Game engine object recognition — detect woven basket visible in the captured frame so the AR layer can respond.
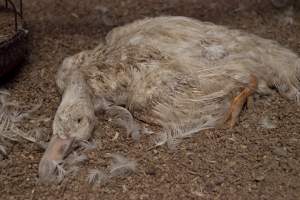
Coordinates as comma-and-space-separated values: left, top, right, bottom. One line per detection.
0, 0, 28, 78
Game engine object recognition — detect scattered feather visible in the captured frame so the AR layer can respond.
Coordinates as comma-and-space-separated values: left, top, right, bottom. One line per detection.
102, 13, 115, 26
39, 160, 66, 183
10, 101, 42, 122
152, 117, 215, 150
0, 89, 10, 96
259, 116, 277, 129
66, 166, 80, 176
129, 122, 141, 141
53, 160, 66, 182
94, 5, 109, 13
153, 132, 168, 147
94, 5, 116, 26
106, 106, 141, 141
87, 169, 108, 184
112, 132, 120, 141
142, 126, 154, 135
0, 91, 45, 148
0, 144, 7, 156
66, 152, 88, 165
280, 6, 294, 25
31, 128, 50, 142
78, 140, 97, 151
106, 153, 137, 177
166, 134, 182, 150
13, 127, 47, 149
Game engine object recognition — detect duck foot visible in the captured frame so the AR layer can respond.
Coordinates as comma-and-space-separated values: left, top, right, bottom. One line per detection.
225, 75, 257, 128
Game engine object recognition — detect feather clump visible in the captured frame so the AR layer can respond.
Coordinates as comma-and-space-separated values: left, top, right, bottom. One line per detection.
87, 169, 108, 185
153, 116, 216, 150
86, 153, 137, 185
0, 144, 7, 160
77, 139, 97, 151
39, 151, 90, 183
65, 152, 88, 165
39, 139, 100, 183
259, 116, 277, 129
107, 153, 137, 177
38, 160, 66, 183
39, 140, 95, 183
0, 89, 47, 154
106, 106, 141, 141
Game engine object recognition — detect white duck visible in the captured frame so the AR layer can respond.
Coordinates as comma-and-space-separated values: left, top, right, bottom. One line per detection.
38, 16, 300, 180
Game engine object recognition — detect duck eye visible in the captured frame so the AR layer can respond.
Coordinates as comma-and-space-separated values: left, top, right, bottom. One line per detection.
77, 118, 82, 123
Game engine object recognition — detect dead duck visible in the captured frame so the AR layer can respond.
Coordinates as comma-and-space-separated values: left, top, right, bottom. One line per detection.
39, 16, 300, 180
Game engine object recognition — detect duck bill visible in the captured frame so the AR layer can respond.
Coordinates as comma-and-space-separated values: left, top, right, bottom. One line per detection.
38, 135, 74, 181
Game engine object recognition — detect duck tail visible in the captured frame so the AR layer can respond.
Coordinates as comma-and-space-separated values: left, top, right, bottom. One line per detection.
274, 58, 300, 103
291, 59, 300, 103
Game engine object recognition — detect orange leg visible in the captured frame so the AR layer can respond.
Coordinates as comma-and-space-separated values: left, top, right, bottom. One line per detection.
225, 75, 257, 128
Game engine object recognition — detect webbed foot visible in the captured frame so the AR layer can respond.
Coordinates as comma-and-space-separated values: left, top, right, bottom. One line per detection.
225, 75, 257, 128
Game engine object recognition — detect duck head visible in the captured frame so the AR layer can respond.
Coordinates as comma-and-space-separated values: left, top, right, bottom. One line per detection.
38, 71, 96, 182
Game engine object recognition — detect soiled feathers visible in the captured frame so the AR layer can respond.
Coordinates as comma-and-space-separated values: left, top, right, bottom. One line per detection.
57, 16, 300, 144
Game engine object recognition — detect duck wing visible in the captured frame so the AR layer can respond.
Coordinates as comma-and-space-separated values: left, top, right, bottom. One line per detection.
105, 16, 300, 100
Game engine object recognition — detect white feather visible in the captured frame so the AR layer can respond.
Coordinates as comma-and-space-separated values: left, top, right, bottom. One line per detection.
86, 169, 108, 184
106, 153, 137, 177
53, 160, 66, 182
106, 106, 141, 140
38, 160, 66, 183
78, 140, 97, 150
0, 144, 7, 156
10, 101, 42, 122
153, 132, 168, 147
66, 166, 80, 176
0, 92, 46, 149
153, 115, 216, 150
66, 152, 88, 165
0, 89, 10, 96
259, 116, 277, 129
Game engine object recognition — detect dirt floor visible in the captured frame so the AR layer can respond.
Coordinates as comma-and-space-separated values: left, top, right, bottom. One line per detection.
0, 0, 300, 199
0, 8, 15, 42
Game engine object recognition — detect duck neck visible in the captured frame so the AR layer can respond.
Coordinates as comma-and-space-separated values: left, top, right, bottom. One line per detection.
61, 71, 93, 108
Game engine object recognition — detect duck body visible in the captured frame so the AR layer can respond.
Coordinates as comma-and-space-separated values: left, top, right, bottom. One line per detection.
39, 16, 300, 180
61, 16, 300, 132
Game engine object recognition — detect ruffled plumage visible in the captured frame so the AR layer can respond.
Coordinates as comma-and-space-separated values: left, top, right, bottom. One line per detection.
58, 16, 300, 140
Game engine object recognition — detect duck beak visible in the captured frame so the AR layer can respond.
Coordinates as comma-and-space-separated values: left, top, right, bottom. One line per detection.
38, 135, 74, 182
